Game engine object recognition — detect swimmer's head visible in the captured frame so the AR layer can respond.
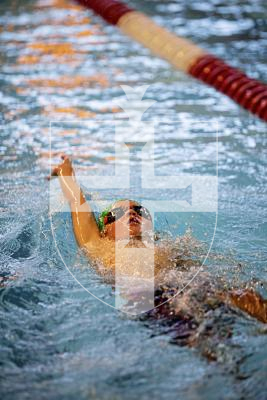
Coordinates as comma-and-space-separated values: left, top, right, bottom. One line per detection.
98, 199, 153, 240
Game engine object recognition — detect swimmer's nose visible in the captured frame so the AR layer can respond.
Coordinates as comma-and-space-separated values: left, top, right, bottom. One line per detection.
126, 209, 142, 223
127, 209, 138, 217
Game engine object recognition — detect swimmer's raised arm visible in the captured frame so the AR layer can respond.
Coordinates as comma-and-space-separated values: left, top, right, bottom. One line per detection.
47, 154, 101, 249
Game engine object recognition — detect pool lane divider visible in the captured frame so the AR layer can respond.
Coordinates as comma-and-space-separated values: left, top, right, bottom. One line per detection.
75, 0, 267, 122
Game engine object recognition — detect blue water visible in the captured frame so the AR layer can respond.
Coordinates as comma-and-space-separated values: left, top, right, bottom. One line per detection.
0, 0, 267, 399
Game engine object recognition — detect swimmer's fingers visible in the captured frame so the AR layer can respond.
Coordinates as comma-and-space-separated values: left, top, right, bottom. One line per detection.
60, 154, 75, 177
60, 153, 72, 162
60, 153, 74, 171
61, 153, 67, 160
45, 155, 74, 181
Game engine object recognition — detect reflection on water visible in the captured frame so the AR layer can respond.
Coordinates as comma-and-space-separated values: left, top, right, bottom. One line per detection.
0, 0, 267, 399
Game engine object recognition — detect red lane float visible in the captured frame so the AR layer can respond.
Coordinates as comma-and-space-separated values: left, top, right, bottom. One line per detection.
189, 54, 267, 119
75, 0, 132, 24
75, 0, 267, 122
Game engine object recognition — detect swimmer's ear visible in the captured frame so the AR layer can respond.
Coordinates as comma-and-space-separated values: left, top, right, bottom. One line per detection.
103, 216, 108, 225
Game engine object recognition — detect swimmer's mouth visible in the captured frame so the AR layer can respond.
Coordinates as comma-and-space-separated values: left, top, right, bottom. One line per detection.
128, 216, 141, 225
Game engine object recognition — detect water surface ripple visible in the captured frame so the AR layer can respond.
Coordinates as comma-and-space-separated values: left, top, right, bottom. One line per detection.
0, 1, 267, 399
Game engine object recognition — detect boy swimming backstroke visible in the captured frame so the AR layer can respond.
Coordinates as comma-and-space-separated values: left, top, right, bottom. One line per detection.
47, 154, 267, 331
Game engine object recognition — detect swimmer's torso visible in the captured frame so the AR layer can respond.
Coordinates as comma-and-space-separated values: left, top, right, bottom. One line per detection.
85, 237, 177, 279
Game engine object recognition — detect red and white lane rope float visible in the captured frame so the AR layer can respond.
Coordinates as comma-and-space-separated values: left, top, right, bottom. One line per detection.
75, 0, 267, 122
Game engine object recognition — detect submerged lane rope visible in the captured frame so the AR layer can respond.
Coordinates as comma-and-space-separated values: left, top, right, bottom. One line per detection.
75, 0, 267, 122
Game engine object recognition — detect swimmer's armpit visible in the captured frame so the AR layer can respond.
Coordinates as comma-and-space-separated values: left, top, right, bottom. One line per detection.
229, 289, 267, 323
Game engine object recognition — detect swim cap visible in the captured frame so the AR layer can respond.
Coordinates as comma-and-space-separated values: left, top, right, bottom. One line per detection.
97, 204, 113, 232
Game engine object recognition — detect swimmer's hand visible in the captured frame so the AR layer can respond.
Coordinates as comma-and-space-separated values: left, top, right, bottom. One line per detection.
230, 289, 267, 323
46, 154, 75, 180
46, 154, 81, 204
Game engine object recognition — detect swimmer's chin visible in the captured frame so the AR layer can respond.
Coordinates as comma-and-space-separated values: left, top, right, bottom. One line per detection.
129, 225, 143, 237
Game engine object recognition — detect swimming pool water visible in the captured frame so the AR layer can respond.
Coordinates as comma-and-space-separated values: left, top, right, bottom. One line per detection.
0, 1, 267, 399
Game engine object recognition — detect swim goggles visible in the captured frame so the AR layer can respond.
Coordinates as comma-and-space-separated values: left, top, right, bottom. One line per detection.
104, 205, 152, 225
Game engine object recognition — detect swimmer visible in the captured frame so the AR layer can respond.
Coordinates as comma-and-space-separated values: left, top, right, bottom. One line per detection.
47, 154, 165, 277
47, 154, 267, 324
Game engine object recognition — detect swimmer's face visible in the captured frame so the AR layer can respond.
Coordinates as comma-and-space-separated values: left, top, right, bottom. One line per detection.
103, 200, 153, 240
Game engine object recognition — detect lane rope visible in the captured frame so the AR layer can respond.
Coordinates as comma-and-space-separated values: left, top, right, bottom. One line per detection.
75, 0, 267, 122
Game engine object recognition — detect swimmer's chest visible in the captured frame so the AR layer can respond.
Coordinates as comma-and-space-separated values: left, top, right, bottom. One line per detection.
87, 239, 173, 277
